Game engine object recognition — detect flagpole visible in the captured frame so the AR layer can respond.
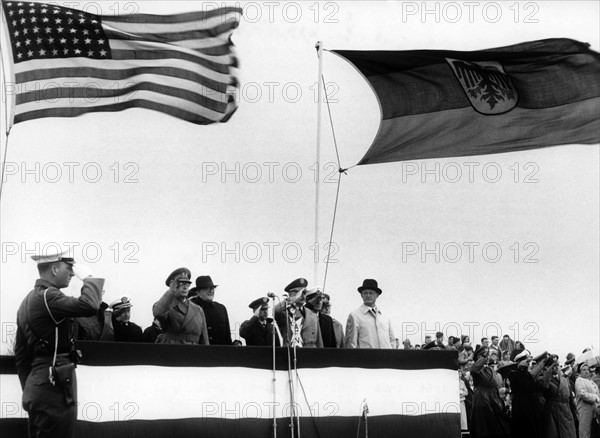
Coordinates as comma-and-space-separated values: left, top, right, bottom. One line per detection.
314, 41, 323, 285
0, 35, 14, 202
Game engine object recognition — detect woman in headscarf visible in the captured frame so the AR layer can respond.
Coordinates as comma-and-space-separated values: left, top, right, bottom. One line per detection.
153, 268, 209, 345
469, 346, 510, 438
574, 362, 600, 438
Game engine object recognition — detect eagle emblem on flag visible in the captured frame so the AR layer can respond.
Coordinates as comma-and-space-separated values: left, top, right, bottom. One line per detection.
446, 58, 518, 115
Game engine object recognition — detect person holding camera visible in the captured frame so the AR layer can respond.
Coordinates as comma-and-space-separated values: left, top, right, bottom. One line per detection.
14, 249, 104, 438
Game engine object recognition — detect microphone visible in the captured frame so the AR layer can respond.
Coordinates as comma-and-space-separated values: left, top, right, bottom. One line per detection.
267, 292, 277, 298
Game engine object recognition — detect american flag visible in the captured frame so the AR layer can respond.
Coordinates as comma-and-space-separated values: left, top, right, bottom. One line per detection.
1, 1, 242, 125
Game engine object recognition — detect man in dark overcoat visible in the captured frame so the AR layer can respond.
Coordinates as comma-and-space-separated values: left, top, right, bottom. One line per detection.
240, 297, 280, 346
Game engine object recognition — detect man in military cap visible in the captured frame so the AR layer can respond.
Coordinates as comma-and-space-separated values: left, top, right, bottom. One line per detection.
14, 248, 104, 438
109, 296, 143, 342
239, 297, 280, 346
305, 287, 337, 348
153, 268, 209, 345
344, 279, 396, 349
322, 293, 344, 348
274, 278, 323, 348
190, 275, 233, 345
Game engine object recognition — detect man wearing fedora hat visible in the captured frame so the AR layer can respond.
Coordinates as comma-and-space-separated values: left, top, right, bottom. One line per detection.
239, 297, 280, 347
15, 248, 104, 438
190, 275, 233, 345
344, 279, 396, 349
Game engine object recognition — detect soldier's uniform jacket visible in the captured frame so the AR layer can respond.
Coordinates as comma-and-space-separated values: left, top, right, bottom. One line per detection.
239, 315, 280, 347
274, 302, 323, 348
15, 278, 104, 389
153, 290, 209, 345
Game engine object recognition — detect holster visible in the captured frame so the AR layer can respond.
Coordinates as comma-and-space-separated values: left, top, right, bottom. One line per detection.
52, 363, 76, 406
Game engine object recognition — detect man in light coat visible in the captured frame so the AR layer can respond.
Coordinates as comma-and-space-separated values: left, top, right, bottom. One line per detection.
344, 279, 396, 349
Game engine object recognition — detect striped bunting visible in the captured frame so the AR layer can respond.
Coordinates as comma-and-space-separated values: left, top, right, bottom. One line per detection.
1, 2, 242, 125
0, 343, 461, 438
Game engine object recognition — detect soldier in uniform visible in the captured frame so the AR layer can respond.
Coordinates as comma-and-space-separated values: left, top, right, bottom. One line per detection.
153, 268, 209, 345
274, 278, 323, 348
14, 249, 104, 438
190, 275, 233, 345
109, 296, 143, 342
239, 297, 280, 346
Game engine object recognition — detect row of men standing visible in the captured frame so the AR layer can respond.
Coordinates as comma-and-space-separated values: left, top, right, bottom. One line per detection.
149, 270, 394, 349
87, 269, 395, 349
77, 269, 395, 349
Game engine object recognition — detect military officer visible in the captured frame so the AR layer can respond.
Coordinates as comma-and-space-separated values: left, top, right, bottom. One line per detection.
14, 249, 104, 438
190, 275, 233, 345
109, 296, 143, 342
153, 268, 209, 345
274, 278, 323, 348
239, 297, 280, 346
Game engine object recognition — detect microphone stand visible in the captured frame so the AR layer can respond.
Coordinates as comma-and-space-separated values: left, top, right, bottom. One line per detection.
270, 294, 278, 438
286, 300, 297, 438
363, 399, 369, 438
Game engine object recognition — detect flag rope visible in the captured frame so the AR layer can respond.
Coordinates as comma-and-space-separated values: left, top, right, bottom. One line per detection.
320, 70, 357, 294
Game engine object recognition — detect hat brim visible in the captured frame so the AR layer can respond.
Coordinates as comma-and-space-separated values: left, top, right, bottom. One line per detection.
497, 363, 518, 378
357, 286, 382, 294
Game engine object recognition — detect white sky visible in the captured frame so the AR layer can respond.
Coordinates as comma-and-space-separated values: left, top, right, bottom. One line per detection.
1, 1, 598, 360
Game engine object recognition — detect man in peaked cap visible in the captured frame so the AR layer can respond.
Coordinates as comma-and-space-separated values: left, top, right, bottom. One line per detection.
153, 268, 209, 345
165, 267, 191, 287
15, 248, 104, 438
239, 297, 280, 347
190, 275, 233, 345
274, 278, 323, 348
109, 296, 143, 342
344, 279, 396, 349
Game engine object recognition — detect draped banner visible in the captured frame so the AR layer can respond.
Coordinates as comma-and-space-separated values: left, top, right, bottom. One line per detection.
0, 343, 460, 437
332, 38, 600, 165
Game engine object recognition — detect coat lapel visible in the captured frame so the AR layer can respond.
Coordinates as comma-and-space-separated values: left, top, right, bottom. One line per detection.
179, 300, 194, 330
